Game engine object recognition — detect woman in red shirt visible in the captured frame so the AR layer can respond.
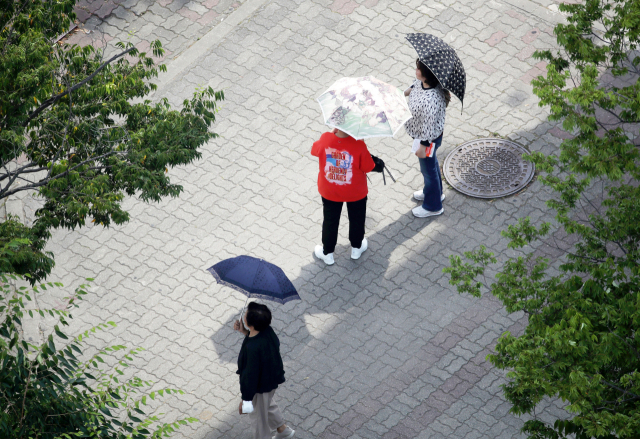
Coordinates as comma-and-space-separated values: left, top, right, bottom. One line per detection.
311, 128, 383, 265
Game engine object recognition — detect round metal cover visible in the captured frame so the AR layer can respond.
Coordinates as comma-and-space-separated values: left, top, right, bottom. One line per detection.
443, 138, 535, 198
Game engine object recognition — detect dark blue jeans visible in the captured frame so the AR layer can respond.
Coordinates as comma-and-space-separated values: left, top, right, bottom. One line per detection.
418, 133, 443, 211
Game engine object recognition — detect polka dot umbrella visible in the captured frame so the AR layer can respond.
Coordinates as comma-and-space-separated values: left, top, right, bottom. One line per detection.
406, 33, 466, 107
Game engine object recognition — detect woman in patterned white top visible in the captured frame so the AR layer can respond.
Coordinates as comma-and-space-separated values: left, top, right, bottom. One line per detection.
404, 59, 451, 218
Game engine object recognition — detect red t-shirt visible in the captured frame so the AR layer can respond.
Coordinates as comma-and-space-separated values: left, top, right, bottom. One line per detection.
311, 132, 375, 202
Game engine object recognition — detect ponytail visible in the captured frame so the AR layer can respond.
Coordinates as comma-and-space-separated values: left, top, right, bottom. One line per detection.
442, 89, 451, 107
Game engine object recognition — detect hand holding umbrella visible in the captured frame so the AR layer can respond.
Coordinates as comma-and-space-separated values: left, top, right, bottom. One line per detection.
369, 154, 396, 185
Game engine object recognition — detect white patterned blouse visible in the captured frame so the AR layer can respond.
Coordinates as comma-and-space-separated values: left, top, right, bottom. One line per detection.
404, 79, 447, 143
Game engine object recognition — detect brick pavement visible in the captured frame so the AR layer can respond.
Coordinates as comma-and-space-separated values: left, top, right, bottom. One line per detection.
37, 0, 578, 438
66, 0, 249, 62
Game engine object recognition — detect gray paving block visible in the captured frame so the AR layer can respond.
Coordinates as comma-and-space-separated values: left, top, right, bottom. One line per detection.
34, 1, 582, 438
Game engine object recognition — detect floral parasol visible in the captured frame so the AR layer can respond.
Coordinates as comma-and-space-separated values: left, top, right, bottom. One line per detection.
317, 76, 412, 140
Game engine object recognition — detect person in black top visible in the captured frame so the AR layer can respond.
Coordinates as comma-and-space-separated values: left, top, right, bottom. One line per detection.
234, 302, 295, 439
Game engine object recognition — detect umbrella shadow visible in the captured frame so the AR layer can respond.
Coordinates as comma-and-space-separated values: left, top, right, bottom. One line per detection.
209, 207, 437, 364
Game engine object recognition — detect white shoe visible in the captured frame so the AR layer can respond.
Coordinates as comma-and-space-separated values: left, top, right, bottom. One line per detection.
351, 238, 368, 260
273, 426, 295, 439
413, 191, 445, 202
412, 206, 444, 218
314, 245, 334, 265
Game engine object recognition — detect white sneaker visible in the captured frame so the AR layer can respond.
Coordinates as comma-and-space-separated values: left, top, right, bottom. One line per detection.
351, 238, 368, 260
413, 191, 445, 202
314, 245, 334, 265
273, 426, 295, 439
412, 206, 444, 218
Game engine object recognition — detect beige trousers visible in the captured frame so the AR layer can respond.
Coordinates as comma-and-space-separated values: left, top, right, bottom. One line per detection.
251, 390, 285, 439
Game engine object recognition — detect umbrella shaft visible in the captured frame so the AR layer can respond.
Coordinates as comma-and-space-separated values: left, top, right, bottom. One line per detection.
239, 296, 250, 325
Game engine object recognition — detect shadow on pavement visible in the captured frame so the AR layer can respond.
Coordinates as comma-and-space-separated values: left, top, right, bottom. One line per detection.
209, 209, 436, 364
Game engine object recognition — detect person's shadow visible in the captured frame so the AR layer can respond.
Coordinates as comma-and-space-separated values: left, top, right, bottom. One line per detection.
209, 207, 438, 363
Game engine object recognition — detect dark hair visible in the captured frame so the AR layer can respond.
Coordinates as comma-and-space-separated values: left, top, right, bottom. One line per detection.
246, 302, 271, 331
416, 58, 451, 107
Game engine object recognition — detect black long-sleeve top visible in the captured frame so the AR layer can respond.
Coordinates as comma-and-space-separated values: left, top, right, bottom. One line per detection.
236, 326, 285, 401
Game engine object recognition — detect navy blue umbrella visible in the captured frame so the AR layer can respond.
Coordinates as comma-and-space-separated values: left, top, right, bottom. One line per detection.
207, 256, 300, 307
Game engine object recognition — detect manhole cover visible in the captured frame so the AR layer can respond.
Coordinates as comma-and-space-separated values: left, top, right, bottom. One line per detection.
443, 138, 535, 198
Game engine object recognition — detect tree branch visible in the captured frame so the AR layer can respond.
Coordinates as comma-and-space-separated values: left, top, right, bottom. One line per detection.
586, 374, 640, 400
0, 150, 125, 199
0, 0, 31, 58
595, 104, 626, 126
22, 46, 135, 127
0, 0, 31, 35
605, 310, 640, 360
17, 364, 33, 430
0, 161, 40, 183
2, 166, 49, 177
0, 161, 41, 198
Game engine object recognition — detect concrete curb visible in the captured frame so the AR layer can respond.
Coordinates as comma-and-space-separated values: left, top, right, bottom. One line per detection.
153, 0, 271, 96
503, 0, 566, 26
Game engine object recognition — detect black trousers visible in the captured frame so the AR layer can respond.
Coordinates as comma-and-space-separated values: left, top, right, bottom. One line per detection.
321, 196, 367, 254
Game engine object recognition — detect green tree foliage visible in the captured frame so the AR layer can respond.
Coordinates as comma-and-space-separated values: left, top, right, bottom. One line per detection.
0, 0, 224, 281
0, 265, 197, 438
0, 217, 53, 281
445, 1, 640, 438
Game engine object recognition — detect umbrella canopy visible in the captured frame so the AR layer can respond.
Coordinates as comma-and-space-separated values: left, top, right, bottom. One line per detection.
207, 255, 300, 304
317, 76, 412, 140
406, 33, 466, 105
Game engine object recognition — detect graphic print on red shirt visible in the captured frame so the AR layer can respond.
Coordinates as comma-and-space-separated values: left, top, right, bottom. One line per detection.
324, 148, 353, 185
311, 132, 375, 202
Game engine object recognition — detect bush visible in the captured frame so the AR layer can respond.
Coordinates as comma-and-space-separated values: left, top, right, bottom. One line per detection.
0, 267, 196, 438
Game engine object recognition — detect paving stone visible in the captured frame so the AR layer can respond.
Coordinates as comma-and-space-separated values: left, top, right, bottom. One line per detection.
29, 0, 585, 438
